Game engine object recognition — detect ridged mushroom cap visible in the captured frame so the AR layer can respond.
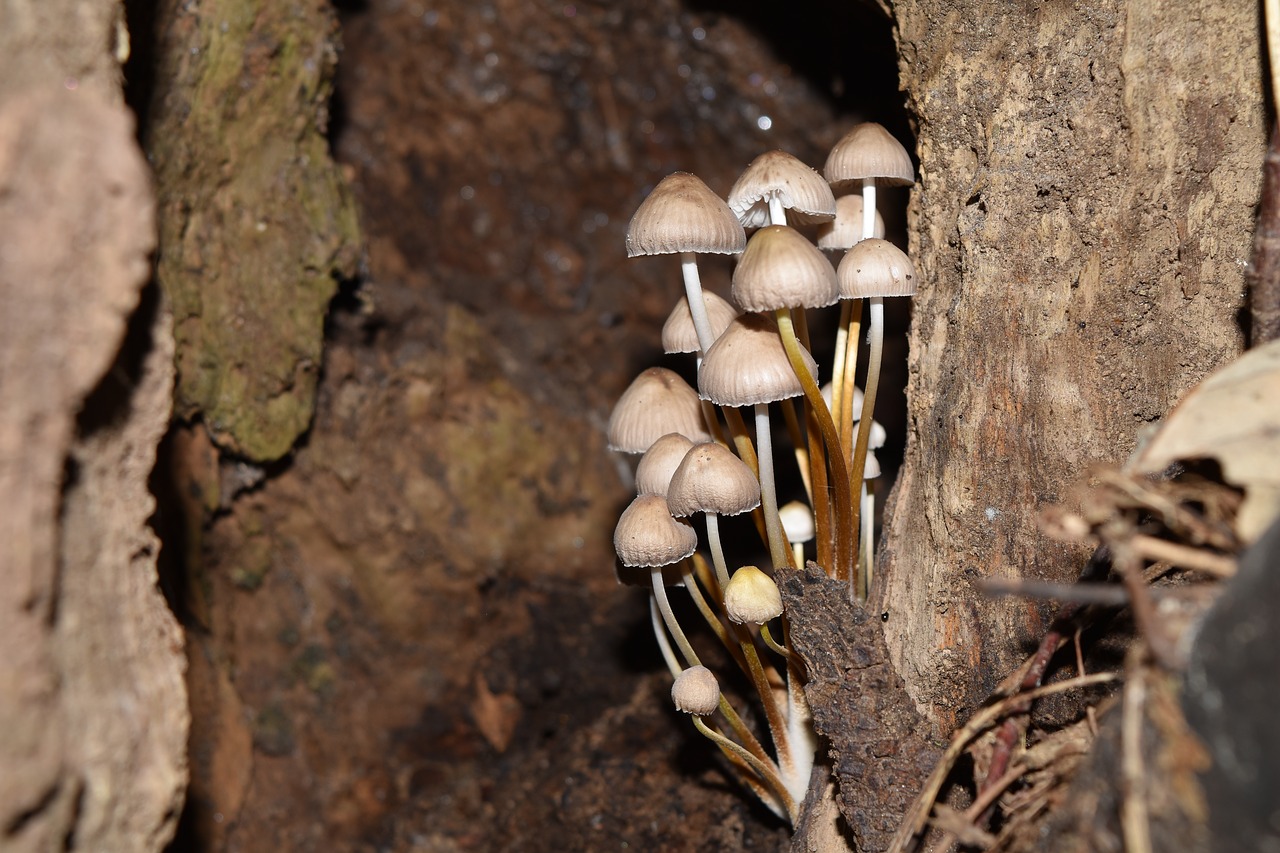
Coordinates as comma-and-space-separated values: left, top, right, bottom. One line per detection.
635, 433, 697, 497
699, 314, 818, 407
608, 367, 713, 453
723, 565, 784, 625
662, 291, 740, 354
823, 122, 915, 189
732, 225, 838, 312
626, 172, 746, 257
837, 239, 918, 298
727, 150, 836, 228
666, 442, 762, 517
815, 194, 886, 251
671, 665, 720, 715
613, 494, 698, 568
779, 500, 816, 544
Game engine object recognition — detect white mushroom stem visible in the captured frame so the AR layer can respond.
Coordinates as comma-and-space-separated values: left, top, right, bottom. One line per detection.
704, 512, 732, 591
784, 657, 818, 807
650, 567, 700, 668
861, 180, 878, 242
681, 252, 716, 353
849, 295, 885, 600
649, 595, 682, 679
861, 481, 876, 598
755, 403, 790, 572
768, 195, 787, 226
653, 566, 777, 774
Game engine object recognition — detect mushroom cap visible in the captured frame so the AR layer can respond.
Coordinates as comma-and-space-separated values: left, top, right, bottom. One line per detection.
815, 194, 886, 251
698, 314, 818, 407
626, 172, 747, 257
732, 225, 839, 312
824, 123, 915, 188
666, 441, 762, 517
662, 291, 740, 354
613, 494, 698, 568
723, 565, 784, 625
865, 419, 887, 449
608, 367, 713, 453
727, 150, 836, 228
635, 433, 697, 497
837, 238, 918, 299
778, 500, 816, 544
672, 665, 720, 715
863, 450, 882, 480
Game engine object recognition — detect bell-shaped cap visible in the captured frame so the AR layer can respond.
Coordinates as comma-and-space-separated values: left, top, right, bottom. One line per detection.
723, 565, 784, 625
837, 239, 918, 299
863, 450, 882, 480
614, 494, 698, 568
608, 368, 713, 453
779, 500, 816, 545
635, 433, 697, 497
824, 123, 915, 189
672, 665, 720, 715
666, 442, 762, 517
662, 291, 740, 354
727, 150, 836, 229
732, 225, 838, 312
626, 172, 746, 257
699, 314, 818, 407
815, 194, 886, 251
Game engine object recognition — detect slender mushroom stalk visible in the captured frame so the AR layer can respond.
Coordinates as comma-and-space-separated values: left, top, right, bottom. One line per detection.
824, 123, 915, 592
838, 238, 917, 598
698, 314, 817, 573
672, 666, 797, 823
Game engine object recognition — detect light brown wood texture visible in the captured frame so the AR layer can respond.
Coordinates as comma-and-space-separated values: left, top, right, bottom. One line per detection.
879, 0, 1262, 735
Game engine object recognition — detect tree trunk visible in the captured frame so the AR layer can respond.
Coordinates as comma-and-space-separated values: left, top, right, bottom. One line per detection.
879, 0, 1261, 735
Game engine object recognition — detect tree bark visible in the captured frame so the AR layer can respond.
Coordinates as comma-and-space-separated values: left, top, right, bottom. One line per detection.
0, 75, 186, 853
880, 0, 1262, 735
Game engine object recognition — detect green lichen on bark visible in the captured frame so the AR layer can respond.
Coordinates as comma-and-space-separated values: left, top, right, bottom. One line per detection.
147, 0, 361, 461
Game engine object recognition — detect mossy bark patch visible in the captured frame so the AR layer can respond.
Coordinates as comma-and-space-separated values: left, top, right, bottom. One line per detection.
148, 0, 361, 461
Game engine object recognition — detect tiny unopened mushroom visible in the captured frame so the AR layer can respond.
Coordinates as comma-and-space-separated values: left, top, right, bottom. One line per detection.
671, 665, 721, 716
779, 500, 816, 570
723, 565, 783, 625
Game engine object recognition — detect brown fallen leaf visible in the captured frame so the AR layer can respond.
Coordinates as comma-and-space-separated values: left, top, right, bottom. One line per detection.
471, 673, 522, 753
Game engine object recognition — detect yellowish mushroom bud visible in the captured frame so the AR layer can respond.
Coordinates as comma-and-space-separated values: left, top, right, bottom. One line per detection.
723, 565, 784, 625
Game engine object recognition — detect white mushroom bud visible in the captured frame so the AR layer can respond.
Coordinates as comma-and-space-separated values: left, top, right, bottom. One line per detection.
671, 665, 720, 716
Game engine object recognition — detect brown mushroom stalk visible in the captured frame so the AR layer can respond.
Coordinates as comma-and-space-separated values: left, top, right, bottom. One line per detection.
774, 308, 855, 583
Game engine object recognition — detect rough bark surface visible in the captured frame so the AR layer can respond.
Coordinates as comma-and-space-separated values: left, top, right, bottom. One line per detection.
147, 0, 362, 462
881, 0, 1263, 734
0, 87, 186, 852
780, 564, 942, 853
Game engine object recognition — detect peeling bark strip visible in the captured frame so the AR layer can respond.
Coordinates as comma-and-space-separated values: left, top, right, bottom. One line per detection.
0, 88, 186, 853
780, 565, 942, 853
884, 0, 1262, 735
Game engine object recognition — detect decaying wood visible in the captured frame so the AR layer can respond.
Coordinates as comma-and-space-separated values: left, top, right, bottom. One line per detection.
0, 87, 186, 852
882, 0, 1263, 736
780, 564, 943, 853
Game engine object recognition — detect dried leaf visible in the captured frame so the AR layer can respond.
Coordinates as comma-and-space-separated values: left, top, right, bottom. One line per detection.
1130, 340, 1280, 542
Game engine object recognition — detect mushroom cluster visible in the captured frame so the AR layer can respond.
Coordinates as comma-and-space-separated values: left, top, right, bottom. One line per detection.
607, 125, 916, 825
